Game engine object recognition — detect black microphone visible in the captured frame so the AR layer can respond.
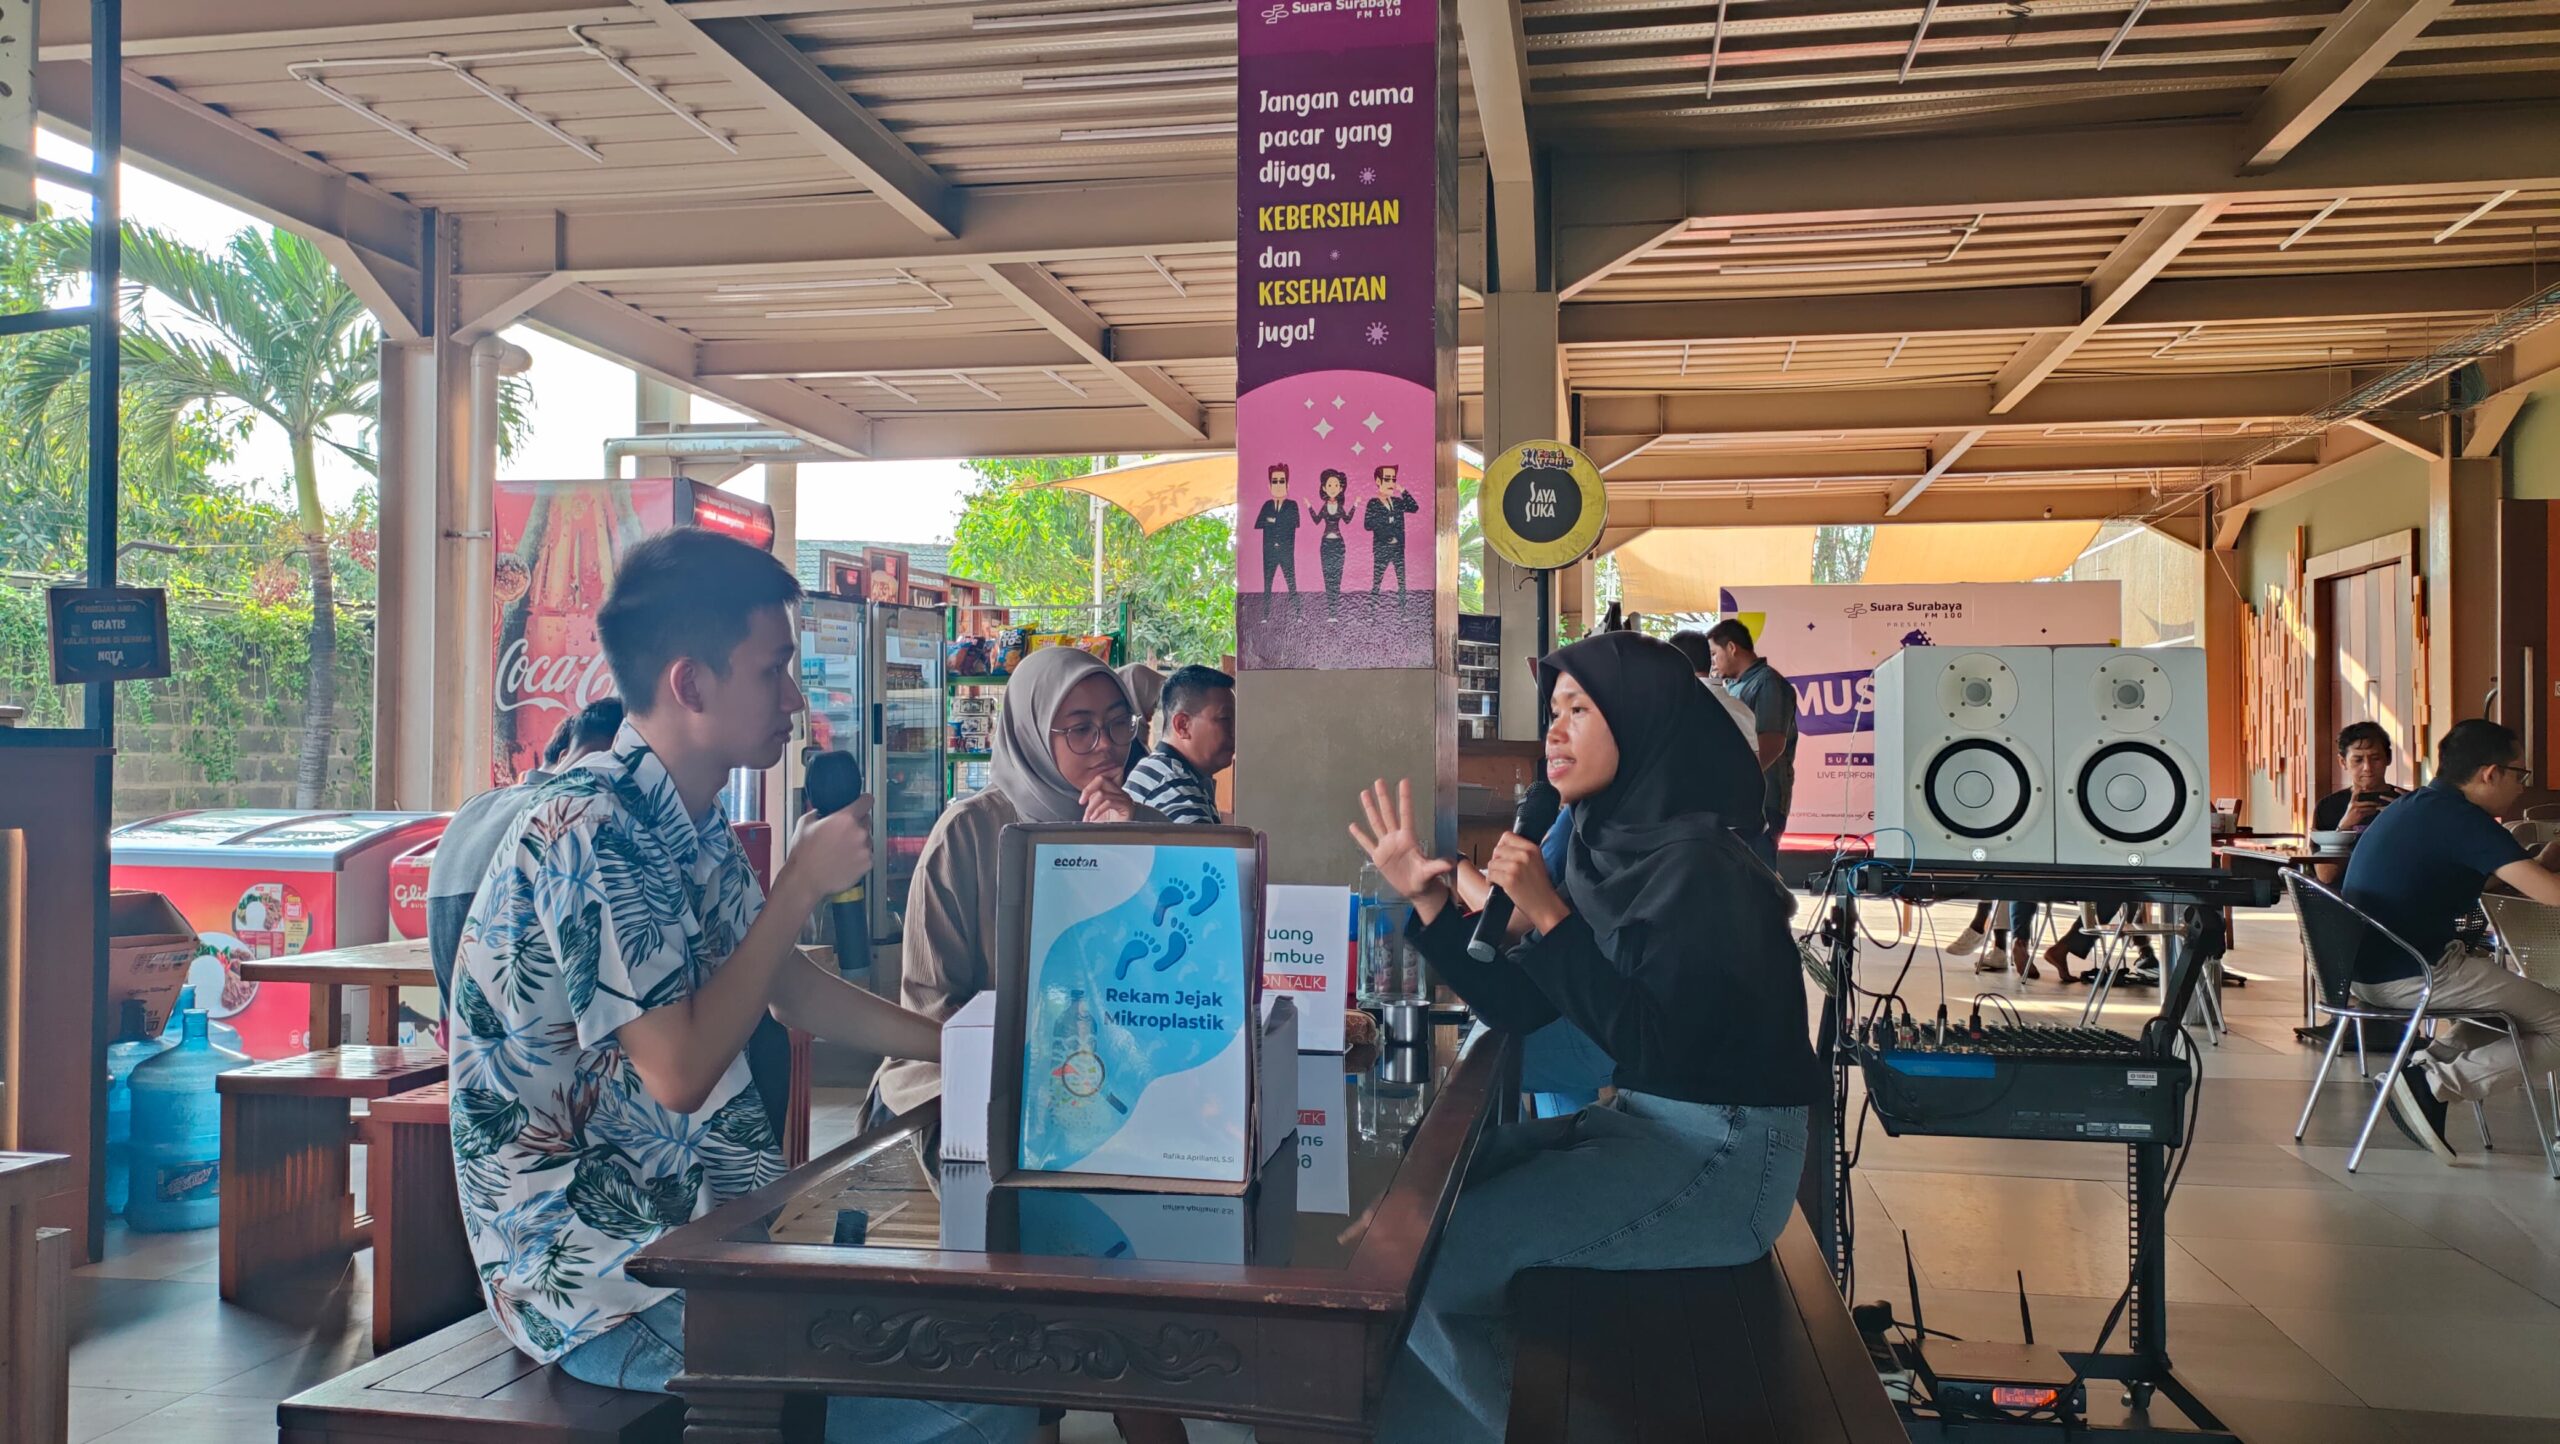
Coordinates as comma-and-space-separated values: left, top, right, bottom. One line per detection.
802, 750, 870, 977
1469, 781, 1561, 962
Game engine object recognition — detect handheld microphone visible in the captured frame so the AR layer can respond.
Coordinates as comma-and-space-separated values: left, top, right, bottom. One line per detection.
802, 750, 870, 974
1468, 780, 1561, 962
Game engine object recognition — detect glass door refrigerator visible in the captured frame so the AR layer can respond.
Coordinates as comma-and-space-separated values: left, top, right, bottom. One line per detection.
795, 598, 947, 979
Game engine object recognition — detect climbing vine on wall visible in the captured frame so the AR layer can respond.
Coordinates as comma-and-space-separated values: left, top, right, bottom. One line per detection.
0, 582, 371, 788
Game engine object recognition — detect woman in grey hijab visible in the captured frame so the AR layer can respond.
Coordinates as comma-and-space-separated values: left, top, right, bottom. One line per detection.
875, 645, 1160, 1114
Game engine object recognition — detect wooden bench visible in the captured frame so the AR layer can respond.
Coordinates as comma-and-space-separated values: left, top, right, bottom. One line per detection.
1506, 1212, 1903, 1444
363, 1080, 483, 1351
279, 1313, 681, 1443
219, 1045, 447, 1300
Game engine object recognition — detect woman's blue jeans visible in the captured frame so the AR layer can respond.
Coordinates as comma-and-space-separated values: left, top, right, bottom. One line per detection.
1378, 1091, 1809, 1444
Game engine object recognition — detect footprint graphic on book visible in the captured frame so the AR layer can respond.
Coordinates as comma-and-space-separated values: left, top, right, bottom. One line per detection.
1187, 864, 1224, 918
1111, 936, 1153, 982
1153, 920, 1193, 973
1152, 879, 1194, 927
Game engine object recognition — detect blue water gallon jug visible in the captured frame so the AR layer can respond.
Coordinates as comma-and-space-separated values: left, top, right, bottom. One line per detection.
125, 1009, 247, 1232
104, 999, 172, 1217
158, 984, 245, 1055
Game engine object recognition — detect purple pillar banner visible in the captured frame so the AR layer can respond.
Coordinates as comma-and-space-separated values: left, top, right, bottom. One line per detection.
1236, 0, 1440, 671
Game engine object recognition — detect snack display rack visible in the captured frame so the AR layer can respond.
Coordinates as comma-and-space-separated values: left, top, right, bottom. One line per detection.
945, 598, 1132, 801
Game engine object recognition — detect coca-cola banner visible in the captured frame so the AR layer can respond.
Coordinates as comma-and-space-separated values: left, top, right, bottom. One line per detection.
490, 478, 776, 786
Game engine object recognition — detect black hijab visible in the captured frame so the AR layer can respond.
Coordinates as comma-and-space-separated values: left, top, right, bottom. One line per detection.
1539, 632, 1780, 949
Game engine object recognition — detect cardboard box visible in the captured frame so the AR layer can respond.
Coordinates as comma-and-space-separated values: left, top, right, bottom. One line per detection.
107, 890, 198, 1036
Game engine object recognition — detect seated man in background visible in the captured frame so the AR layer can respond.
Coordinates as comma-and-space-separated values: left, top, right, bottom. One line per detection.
2313, 720, 2406, 886
1124, 664, 1235, 825
2344, 719, 2560, 1157
425, 697, 622, 1008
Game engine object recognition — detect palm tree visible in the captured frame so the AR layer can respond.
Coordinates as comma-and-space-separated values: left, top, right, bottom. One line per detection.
6, 220, 526, 804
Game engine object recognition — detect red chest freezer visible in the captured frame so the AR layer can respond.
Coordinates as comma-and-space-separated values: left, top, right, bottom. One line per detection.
110, 810, 449, 1058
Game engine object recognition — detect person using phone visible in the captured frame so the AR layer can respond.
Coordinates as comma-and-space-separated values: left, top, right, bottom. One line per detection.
2313, 721, 2406, 884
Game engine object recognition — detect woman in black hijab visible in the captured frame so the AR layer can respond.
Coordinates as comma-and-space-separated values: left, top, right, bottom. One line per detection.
1350, 631, 1821, 1443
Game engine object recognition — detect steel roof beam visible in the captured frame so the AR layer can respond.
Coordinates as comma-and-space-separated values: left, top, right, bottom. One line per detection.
1601, 443, 2319, 487
630, 2, 956, 240
1597, 483, 2178, 539
970, 262, 1207, 442
1887, 428, 1986, 515
1582, 372, 2349, 440
452, 178, 1232, 281
696, 322, 1239, 379
1990, 202, 2221, 413
2241, 0, 2458, 173
1554, 100, 2560, 291
524, 284, 876, 459
1458, 0, 1539, 292
868, 406, 1239, 463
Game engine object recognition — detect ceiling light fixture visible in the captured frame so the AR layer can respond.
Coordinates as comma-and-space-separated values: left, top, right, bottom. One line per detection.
2279, 196, 2347, 250
763, 303, 952, 318
1724, 223, 1966, 247
1721, 257, 1934, 275
2096, 0, 2153, 69
975, 2, 1230, 30
1024, 65, 1236, 91
1059, 122, 1236, 142
2435, 189, 2518, 244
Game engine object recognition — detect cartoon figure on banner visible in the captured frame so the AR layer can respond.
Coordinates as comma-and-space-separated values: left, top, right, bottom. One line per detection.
1312, 468, 1353, 615
1252, 464, 1301, 618
1363, 464, 1418, 602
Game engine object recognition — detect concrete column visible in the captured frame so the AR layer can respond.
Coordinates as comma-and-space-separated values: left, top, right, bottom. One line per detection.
2427, 436, 2504, 751
374, 328, 472, 811
632, 376, 691, 477
1481, 290, 1564, 740
763, 462, 801, 847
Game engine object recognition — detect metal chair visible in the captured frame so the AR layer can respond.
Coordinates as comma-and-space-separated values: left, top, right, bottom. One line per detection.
2483, 893, 2560, 1178
2508, 820, 2560, 850
2524, 803, 2560, 823
2286, 873, 2556, 1173
2077, 905, 2211, 1033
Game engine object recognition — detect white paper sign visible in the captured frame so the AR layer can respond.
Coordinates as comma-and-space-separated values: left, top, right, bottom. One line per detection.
1263, 884, 1350, 1052
1295, 1053, 1352, 1214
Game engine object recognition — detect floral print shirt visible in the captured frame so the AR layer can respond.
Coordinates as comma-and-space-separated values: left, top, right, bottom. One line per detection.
449, 722, 783, 1363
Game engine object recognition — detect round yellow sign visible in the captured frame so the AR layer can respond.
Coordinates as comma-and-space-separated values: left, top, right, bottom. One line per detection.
1482, 440, 1607, 570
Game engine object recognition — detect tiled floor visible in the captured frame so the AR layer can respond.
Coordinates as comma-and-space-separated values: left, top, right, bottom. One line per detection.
63, 901, 2560, 1441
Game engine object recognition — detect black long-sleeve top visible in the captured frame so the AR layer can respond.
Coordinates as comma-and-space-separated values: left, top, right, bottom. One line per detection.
1408, 874, 1823, 1109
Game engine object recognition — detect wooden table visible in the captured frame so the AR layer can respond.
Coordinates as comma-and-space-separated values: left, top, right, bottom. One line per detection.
0, 1152, 70, 1444
631, 1025, 1516, 1443
239, 938, 437, 1049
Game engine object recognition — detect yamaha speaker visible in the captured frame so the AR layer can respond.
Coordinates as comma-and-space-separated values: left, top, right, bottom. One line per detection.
2052, 646, 2210, 870
1872, 647, 2056, 865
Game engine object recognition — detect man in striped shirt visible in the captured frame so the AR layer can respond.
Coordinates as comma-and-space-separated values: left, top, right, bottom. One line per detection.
1124, 664, 1235, 825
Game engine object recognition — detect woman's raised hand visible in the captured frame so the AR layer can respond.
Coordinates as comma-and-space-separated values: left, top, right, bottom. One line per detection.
1349, 778, 1453, 905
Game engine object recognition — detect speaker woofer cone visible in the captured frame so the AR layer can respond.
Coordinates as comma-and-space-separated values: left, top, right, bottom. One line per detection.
2074, 740, 2189, 844
1921, 737, 2034, 840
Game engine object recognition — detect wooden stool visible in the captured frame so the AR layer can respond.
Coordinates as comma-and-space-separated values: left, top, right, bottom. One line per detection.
218, 1046, 447, 1300
279, 1313, 681, 1443
363, 1080, 481, 1351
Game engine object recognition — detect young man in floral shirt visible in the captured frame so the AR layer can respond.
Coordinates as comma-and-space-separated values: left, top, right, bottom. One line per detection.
450, 528, 1029, 1443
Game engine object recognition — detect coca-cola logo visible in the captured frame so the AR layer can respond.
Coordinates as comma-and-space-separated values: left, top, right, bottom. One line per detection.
496, 637, 619, 716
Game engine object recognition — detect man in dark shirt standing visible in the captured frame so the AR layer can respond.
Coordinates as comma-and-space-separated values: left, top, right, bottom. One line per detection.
1362, 464, 1419, 599
1705, 618, 1798, 870
1253, 464, 1300, 617
2344, 719, 2560, 1155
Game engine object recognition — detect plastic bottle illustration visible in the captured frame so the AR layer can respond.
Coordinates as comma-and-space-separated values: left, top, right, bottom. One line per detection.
125, 1009, 248, 1232
104, 999, 171, 1217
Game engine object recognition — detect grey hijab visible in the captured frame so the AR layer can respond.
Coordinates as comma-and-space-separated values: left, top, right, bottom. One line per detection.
990, 645, 1134, 823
